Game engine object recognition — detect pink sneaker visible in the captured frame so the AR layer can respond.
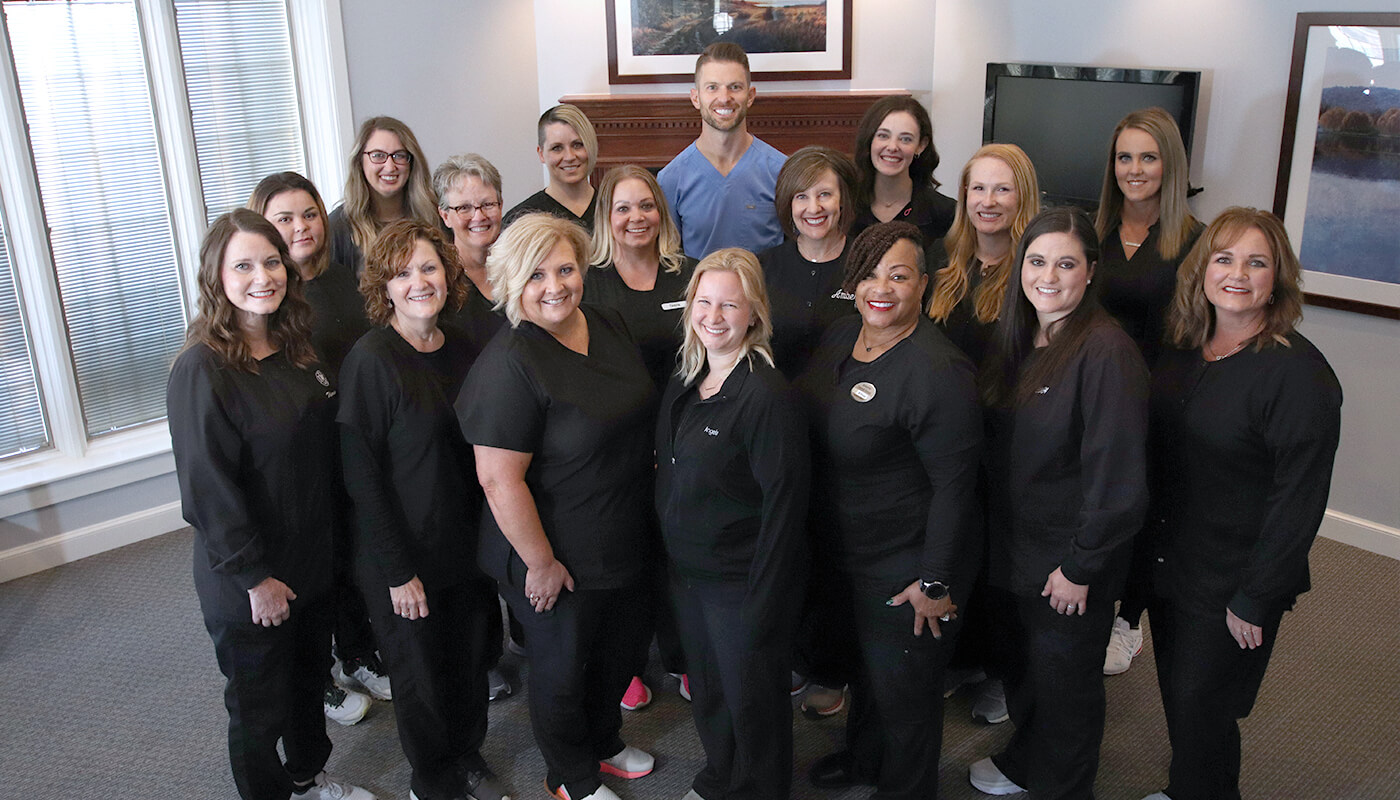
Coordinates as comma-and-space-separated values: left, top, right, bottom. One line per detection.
619, 676, 652, 711
679, 673, 691, 702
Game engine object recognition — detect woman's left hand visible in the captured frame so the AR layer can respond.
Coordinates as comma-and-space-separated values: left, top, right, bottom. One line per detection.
1226, 608, 1265, 650
889, 580, 957, 638
1042, 567, 1088, 615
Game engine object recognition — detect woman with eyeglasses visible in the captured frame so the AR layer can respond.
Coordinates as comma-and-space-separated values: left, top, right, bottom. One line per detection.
433, 153, 511, 352
503, 104, 599, 231
329, 116, 440, 277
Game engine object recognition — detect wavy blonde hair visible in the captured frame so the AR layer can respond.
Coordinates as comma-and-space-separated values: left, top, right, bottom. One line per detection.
589, 165, 686, 274
340, 116, 440, 257
486, 213, 591, 329
927, 144, 1040, 324
1167, 207, 1303, 352
1094, 107, 1199, 260
677, 248, 775, 385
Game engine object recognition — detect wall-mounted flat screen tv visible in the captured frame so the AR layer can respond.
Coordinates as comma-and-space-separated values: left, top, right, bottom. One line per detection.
983, 63, 1202, 206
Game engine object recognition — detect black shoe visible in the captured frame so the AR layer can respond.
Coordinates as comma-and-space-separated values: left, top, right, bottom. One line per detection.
808, 751, 873, 789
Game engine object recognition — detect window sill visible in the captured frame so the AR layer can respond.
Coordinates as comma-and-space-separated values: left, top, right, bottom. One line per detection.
0, 423, 175, 517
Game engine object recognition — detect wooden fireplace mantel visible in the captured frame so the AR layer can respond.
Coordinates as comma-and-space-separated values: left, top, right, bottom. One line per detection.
561, 91, 907, 182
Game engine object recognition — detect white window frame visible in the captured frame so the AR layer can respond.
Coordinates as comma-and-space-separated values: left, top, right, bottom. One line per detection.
0, 0, 352, 501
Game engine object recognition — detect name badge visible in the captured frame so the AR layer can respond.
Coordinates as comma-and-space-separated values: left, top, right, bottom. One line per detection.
661, 300, 685, 311
851, 382, 877, 403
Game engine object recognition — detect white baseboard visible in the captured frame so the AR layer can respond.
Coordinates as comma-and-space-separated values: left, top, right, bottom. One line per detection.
0, 501, 186, 584
1318, 509, 1400, 561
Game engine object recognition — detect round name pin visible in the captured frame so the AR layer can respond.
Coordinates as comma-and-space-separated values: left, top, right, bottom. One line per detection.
851, 382, 877, 403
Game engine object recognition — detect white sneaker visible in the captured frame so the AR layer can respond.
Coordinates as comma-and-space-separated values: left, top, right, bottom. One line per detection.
680, 791, 706, 800
1140, 794, 1173, 800
1103, 616, 1144, 676
333, 655, 392, 700
971, 679, 1009, 724
969, 757, 1025, 795
598, 744, 654, 779
487, 668, 513, 701
323, 685, 370, 726
549, 783, 621, 800
299, 771, 376, 800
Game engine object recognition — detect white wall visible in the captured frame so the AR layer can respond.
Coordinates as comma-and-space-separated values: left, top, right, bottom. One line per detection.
931, 0, 1400, 555
338, 0, 544, 208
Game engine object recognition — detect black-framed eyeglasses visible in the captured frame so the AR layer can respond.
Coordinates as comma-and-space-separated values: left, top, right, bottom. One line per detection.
444, 200, 502, 216
363, 150, 412, 165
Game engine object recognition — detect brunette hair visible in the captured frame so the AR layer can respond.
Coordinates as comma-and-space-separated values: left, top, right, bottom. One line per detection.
677, 248, 775, 384
340, 116, 439, 256
1166, 207, 1303, 351
486, 213, 591, 328
185, 209, 316, 372
537, 104, 598, 177
247, 171, 330, 280
1094, 107, 1199, 260
927, 144, 1041, 324
695, 42, 750, 81
773, 145, 859, 241
853, 95, 942, 195
359, 220, 469, 326
841, 220, 926, 294
589, 165, 686, 274
980, 207, 1107, 408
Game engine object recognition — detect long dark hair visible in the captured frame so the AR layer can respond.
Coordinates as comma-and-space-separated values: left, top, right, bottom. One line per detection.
981, 207, 1108, 407
185, 209, 316, 372
853, 95, 942, 195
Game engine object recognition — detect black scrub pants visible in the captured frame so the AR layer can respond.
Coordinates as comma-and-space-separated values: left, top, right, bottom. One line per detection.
992, 590, 1118, 800
672, 577, 793, 800
845, 586, 959, 800
1149, 598, 1284, 800
364, 575, 494, 799
204, 594, 333, 800
504, 581, 650, 799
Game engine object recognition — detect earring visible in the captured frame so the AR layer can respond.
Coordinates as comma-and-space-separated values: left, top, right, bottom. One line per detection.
1268, 294, 1275, 305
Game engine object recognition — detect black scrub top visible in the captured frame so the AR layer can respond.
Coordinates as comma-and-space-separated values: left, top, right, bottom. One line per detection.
503, 189, 597, 232
457, 304, 657, 591
760, 238, 856, 379
850, 183, 957, 247
302, 259, 370, 372
1098, 220, 1204, 369
584, 257, 697, 391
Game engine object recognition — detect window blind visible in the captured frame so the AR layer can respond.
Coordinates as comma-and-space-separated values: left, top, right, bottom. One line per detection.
174, 0, 307, 223
0, 216, 49, 459
5, 0, 188, 438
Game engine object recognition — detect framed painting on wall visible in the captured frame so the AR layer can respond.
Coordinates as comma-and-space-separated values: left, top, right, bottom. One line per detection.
1274, 12, 1400, 319
605, 0, 853, 85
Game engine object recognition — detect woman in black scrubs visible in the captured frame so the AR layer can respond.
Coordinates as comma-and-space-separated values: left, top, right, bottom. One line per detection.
329, 116, 440, 277
586, 163, 697, 709
1091, 108, 1205, 675
760, 145, 860, 381
655, 248, 809, 800
167, 209, 374, 800
250, 172, 385, 723
432, 153, 511, 351
338, 220, 510, 800
503, 104, 598, 231
459, 214, 656, 800
969, 208, 1149, 800
798, 222, 981, 799
1143, 208, 1341, 800
849, 95, 956, 244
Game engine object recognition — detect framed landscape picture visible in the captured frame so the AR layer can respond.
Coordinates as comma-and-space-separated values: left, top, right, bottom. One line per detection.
606, 0, 853, 84
1274, 12, 1400, 319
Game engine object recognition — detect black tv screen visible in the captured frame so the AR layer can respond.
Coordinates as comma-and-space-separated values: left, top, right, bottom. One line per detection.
984, 63, 1202, 206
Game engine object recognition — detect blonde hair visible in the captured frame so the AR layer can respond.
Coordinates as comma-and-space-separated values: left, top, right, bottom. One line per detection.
486, 213, 591, 328
927, 144, 1041, 324
677, 248, 775, 385
1094, 108, 1199, 260
538, 104, 598, 178
589, 165, 686, 274
340, 116, 440, 257
1167, 207, 1303, 351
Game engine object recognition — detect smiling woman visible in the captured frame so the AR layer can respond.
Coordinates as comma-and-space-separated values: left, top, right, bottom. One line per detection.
504, 104, 600, 232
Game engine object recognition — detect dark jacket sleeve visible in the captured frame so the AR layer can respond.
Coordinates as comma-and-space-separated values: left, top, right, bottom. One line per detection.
1229, 353, 1342, 624
740, 374, 810, 635
909, 354, 983, 584
167, 349, 270, 592
336, 345, 417, 588
1059, 328, 1150, 585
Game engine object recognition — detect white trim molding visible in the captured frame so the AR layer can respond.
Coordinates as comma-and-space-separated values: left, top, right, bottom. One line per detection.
0, 500, 185, 584
1318, 509, 1400, 562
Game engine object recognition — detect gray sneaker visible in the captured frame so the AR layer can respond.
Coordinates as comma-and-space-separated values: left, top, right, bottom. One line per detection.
969, 757, 1025, 795
487, 668, 513, 702
971, 679, 1009, 724
323, 684, 370, 726
300, 771, 376, 800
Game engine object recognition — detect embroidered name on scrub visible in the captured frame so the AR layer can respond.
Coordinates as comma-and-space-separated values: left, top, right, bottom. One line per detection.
704, 426, 720, 436
851, 382, 877, 403
831, 288, 855, 301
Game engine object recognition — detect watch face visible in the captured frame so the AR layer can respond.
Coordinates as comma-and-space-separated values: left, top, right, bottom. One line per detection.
922, 581, 948, 600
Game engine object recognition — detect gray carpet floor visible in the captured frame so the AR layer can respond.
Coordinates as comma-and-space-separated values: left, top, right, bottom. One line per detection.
1, 530, 1396, 800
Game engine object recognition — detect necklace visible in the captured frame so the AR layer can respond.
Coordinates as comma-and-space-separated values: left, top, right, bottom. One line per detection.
1205, 339, 1248, 361
1123, 240, 1142, 248
859, 324, 913, 353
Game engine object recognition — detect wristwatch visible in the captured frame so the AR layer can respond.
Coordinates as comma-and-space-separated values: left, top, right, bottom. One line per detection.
919, 579, 949, 601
